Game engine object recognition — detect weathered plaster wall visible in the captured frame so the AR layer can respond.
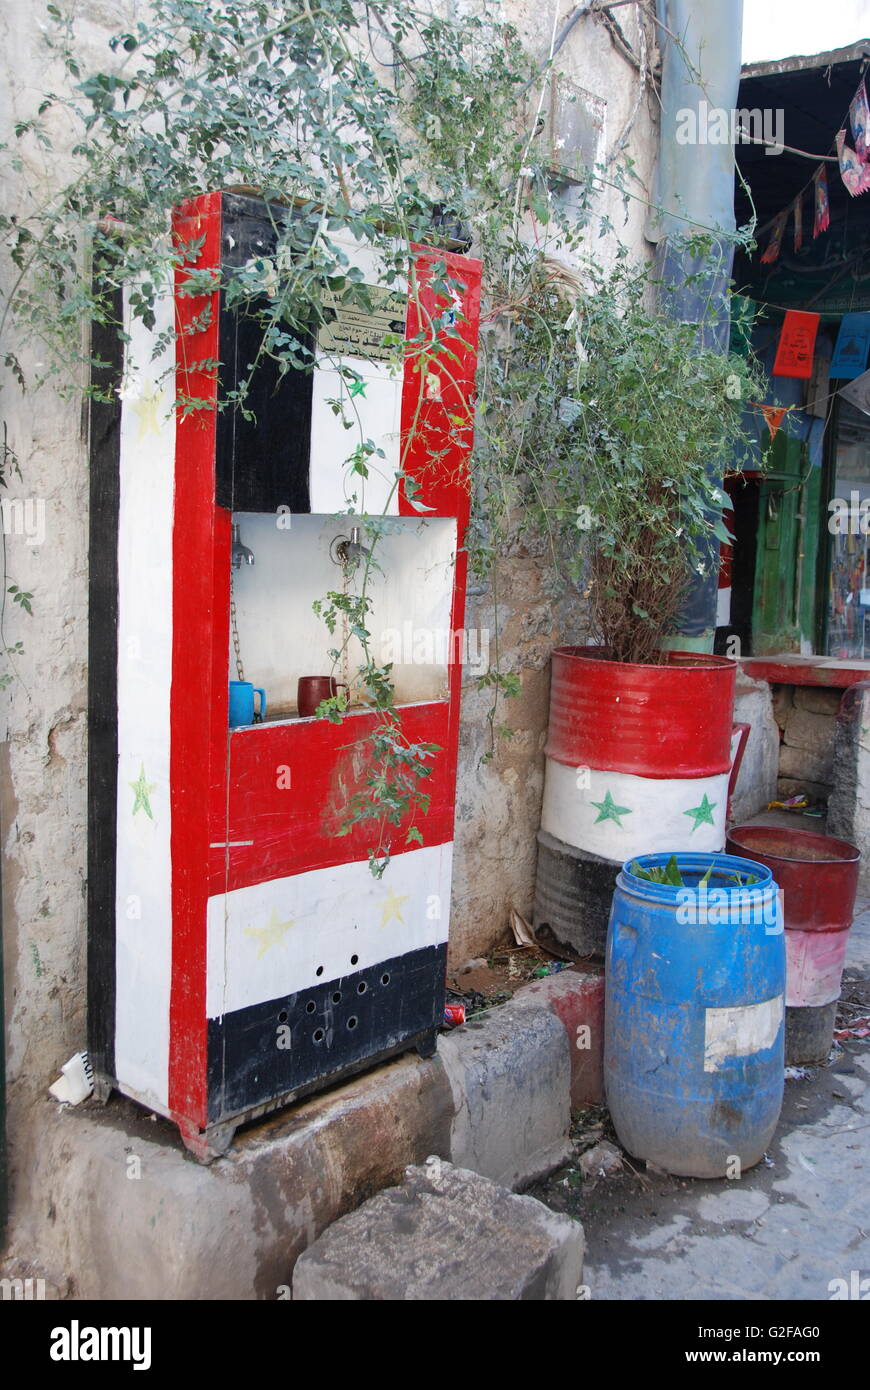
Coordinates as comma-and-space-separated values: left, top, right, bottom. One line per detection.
449, 0, 659, 960
0, 0, 658, 1273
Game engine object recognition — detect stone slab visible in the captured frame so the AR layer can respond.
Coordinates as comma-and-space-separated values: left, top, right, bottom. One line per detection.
292, 1157, 585, 1300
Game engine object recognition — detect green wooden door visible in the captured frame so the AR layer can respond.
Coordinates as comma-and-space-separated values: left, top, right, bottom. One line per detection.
751, 431, 820, 654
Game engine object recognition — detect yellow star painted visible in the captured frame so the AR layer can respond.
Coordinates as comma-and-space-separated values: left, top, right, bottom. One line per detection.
131, 387, 162, 439
244, 908, 295, 960
380, 886, 409, 928
130, 764, 156, 819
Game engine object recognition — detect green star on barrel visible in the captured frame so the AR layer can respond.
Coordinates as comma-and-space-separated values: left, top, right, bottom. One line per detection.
684, 792, 716, 832
591, 788, 632, 827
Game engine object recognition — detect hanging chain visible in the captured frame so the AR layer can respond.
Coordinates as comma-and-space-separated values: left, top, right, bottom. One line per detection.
341, 558, 351, 692
230, 568, 245, 683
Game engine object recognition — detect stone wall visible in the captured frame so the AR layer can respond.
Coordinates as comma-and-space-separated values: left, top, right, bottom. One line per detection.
827, 682, 870, 890
772, 684, 841, 804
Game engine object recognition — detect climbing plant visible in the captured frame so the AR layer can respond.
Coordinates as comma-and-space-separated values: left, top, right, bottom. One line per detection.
1, 0, 762, 869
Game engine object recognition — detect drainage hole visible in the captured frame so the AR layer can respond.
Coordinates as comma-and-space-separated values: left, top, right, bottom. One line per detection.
305, 1000, 316, 1014
347, 1016, 358, 1030
277, 1010, 288, 1023
313, 1028, 324, 1043
331, 991, 342, 1004
381, 973, 391, 986
357, 981, 367, 995
315, 965, 324, 977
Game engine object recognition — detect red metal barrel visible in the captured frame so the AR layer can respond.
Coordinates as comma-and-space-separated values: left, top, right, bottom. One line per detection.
545, 646, 737, 777
725, 824, 860, 1064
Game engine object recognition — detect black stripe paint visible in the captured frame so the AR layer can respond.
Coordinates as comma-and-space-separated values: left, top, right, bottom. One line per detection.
86, 282, 124, 1084
206, 942, 446, 1123
215, 193, 312, 513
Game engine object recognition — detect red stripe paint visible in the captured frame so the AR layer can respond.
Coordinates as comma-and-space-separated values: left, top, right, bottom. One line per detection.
398, 248, 480, 809
399, 247, 481, 528
168, 191, 223, 1129
217, 701, 455, 892
545, 646, 737, 778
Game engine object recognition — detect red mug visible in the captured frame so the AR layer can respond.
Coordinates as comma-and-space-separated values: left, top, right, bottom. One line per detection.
297, 675, 349, 718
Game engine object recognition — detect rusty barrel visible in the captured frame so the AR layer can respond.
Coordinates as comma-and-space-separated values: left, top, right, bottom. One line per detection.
726, 825, 860, 1065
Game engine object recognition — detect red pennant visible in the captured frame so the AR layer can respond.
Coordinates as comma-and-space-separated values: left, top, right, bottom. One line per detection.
813, 165, 830, 237
772, 310, 820, 380
760, 208, 788, 264
753, 403, 788, 441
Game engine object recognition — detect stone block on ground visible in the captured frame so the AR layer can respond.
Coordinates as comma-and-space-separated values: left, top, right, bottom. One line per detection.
438, 997, 571, 1189
292, 1157, 585, 1301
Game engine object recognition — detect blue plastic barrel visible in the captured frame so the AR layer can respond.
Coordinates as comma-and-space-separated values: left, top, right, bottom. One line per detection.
604, 852, 785, 1178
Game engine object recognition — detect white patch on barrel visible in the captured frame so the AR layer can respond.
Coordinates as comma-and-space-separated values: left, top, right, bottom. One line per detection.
703, 995, 783, 1071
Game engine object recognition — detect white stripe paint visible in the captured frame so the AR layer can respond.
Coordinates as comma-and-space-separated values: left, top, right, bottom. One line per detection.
703, 995, 783, 1071
113, 277, 176, 1111
207, 841, 452, 1018
716, 585, 732, 628
308, 356, 403, 516
308, 230, 406, 517
540, 758, 729, 861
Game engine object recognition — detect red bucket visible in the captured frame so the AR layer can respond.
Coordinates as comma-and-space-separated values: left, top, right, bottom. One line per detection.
726, 824, 860, 1063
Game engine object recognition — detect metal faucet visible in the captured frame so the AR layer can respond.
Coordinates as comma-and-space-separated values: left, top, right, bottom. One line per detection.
231, 523, 255, 569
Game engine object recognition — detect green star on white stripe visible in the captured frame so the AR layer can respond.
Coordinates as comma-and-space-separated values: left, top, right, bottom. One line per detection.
591, 789, 632, 827
684, 793, 716, 832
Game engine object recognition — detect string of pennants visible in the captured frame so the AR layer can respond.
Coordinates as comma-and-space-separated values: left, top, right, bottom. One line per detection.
751, 307, 870, 440
760, 76, 870, 265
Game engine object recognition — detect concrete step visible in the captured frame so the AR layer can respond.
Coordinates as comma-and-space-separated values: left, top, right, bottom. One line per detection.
292, 1157, 585, 1301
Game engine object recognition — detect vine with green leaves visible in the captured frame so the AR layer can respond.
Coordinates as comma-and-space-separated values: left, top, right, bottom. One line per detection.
1, 0, 764, 870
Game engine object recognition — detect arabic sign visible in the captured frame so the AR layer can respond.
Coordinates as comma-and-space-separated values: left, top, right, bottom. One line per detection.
317, 285, 407, 362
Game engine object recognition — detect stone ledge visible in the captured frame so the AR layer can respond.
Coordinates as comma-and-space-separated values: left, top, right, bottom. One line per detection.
7, 971, 602, 1299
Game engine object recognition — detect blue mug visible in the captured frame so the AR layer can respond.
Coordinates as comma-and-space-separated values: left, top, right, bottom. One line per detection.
229, 680, 267, 728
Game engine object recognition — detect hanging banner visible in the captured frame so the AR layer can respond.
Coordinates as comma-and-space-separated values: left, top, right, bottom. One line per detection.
850, 76, 869, 162
813, 164, 830, 237
830, 312, 870, 379
760, 208, 788, 264
792, 193, 803, 251
772, 310, 821, 379
836, 129, 870, 196
840, 368, 870, 417
839, 366, 867, 414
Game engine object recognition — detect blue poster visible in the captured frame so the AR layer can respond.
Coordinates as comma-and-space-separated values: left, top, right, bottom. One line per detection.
830, 312, 870, 379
